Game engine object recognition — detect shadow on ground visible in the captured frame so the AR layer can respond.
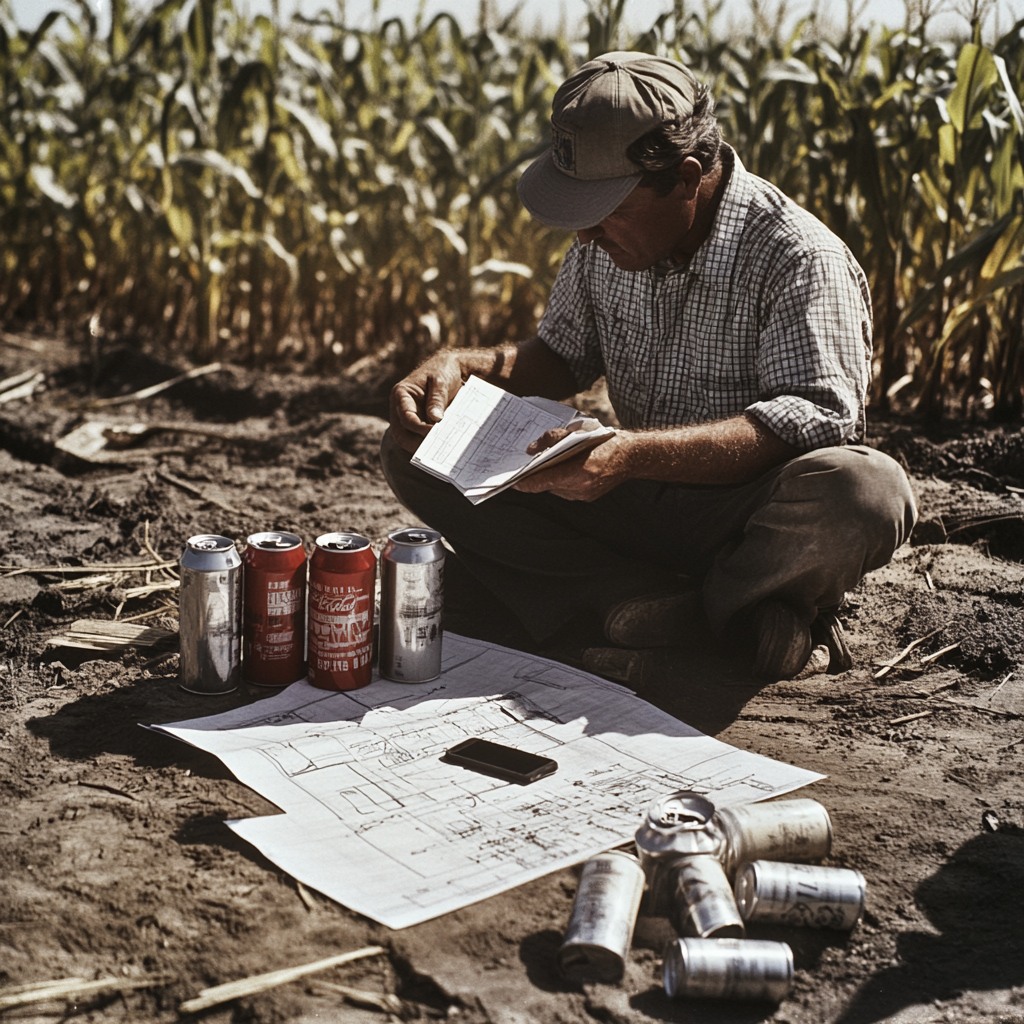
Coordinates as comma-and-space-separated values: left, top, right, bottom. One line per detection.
835, 830, 1024, 1023
25, 672, 273, 777
443, 551, 771, 736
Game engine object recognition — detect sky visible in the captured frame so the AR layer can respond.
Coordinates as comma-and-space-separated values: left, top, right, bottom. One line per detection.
8, 0, 1022, 43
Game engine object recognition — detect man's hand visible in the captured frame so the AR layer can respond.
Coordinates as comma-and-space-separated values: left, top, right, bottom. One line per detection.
389, 352, 466, 453
515, 433, 629, 501
388, 338, 580, 455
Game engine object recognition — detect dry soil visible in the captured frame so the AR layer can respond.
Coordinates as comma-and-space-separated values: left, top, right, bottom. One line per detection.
0, 333, 1022, 1024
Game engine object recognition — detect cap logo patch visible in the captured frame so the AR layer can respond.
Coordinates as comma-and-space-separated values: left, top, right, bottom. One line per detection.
551, 125, 576, 174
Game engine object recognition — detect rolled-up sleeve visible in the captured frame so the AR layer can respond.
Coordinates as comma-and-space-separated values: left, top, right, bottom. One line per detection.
745, 246, 872, 451
537, 242, 606, 392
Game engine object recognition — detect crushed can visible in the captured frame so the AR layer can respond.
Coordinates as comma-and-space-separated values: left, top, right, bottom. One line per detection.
663, 937, 793, 1002
672, 855, 745, 939
242, 531, 307, 687
308, 532, 376, 691
558, 851, 645, 984
179, 534, 242, 695
378, 527, 444, 683
634, 791, 722, 917
735, 860, 866, 931
714, 799, 833, 879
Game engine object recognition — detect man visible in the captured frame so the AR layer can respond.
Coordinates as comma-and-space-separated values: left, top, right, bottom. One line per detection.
381, 51, 916, 680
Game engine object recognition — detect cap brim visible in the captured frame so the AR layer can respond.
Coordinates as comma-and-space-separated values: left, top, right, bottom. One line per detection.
517, 149, 641, 230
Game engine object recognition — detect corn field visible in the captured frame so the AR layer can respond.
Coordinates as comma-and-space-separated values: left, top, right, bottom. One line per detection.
2, 0, 1024, 417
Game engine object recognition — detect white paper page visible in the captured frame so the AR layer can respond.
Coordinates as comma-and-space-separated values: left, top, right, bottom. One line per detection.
150, 634, 825, 930
460, 422, 615, 504
411, 376, 575, 491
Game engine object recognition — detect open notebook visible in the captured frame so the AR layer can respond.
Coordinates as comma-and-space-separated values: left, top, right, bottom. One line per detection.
410, 375, 615, 503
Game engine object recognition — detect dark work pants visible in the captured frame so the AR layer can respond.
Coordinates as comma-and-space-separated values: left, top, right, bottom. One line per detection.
380, 430, 918, 642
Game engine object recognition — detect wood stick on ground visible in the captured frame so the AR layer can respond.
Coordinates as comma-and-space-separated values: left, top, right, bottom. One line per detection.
78, 781, 138, 800
0, 977, 89, 995
890, 710, 934, 726
120, 605, 178, 624
0, 367, 43, 394
0, 974, 172, 1011
178, 945, 387, 1015
919, 641, 961, 666
874, 626, 945, 679
123, 580, 181, 600
156, 470, 241, 515
51, 573, 122, 592
0, 371, 44, 404
924, 570, 935, 590
311, 980, 405, 1015
988, 671, 1014, 700
1, 609, 23, 630
142, 521, 178, 582
295, 881, 316, 912
80, 362, 223, 410
0, 559, 177, 579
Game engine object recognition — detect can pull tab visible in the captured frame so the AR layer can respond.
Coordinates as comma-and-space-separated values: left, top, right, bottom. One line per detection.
325, 539, 360, 551
649, 792, 716, 831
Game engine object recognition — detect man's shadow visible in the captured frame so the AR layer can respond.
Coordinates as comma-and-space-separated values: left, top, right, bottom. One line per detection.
444, 552, 772, 736
835, 829, 1024, 1023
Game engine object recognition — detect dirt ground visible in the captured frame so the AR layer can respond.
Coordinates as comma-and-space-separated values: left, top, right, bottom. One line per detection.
0, 332, 1022, 1024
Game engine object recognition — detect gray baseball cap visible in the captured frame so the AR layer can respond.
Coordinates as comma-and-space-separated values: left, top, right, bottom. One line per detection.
517, 51, 700, 230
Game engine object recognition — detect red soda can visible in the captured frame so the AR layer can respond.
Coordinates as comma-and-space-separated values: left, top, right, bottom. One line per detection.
242, 531, 307, 687
308, 532, 376, 691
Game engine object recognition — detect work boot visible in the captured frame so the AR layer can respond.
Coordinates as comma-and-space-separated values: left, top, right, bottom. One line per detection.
601, 587, 703, 648
582, 646, 692, 689
751, 599, 813, 679
811, 609, 853, 673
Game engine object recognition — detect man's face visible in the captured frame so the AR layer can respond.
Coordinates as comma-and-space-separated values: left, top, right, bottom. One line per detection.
575, 166, 699, 271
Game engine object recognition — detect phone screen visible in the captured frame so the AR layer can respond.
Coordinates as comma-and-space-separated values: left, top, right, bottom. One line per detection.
442, 738, 558, 784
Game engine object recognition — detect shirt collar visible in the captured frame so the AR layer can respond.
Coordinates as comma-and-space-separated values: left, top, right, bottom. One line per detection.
655, 144, 751, 280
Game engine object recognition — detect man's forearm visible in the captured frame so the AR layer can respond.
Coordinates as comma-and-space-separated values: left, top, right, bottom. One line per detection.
517, 412, 802, 501
620, 413, 799, 485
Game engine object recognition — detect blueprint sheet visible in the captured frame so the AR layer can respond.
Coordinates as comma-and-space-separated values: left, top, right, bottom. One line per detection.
151, 633, 824, 929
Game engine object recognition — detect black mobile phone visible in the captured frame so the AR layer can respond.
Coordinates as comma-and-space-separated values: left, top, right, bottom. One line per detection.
441, 738, 558, 785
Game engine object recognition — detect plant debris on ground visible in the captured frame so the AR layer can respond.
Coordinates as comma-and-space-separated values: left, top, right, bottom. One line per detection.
0, 336, 1022, 1023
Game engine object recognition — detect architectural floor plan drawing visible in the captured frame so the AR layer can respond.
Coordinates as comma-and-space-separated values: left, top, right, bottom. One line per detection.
151, 633, 824, 929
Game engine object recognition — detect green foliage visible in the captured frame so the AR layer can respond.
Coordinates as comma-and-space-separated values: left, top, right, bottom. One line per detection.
2, 0, 1024, 417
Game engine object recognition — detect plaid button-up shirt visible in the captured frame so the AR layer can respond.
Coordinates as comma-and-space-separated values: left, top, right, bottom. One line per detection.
537, 147, 872, 451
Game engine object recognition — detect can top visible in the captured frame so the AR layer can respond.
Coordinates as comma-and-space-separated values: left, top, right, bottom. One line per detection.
388, 527, 441, 546
316, 532, 372, 552
248, 531, 303, 551
186, 534, 235, 553
647, 790, 716, 831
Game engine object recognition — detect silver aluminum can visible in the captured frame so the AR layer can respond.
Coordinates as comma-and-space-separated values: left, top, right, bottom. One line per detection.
634, 791, 723, 917
558, 851, 645, 984
179, 534, 241, 695
663, 937, 793, 1002
735, 860, 866, 931
378, 527, 444, 683
672, 855, 745, 939
714, 799, 833, 879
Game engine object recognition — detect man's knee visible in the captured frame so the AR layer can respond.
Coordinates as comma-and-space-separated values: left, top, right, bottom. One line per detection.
784, 445, 917, 550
